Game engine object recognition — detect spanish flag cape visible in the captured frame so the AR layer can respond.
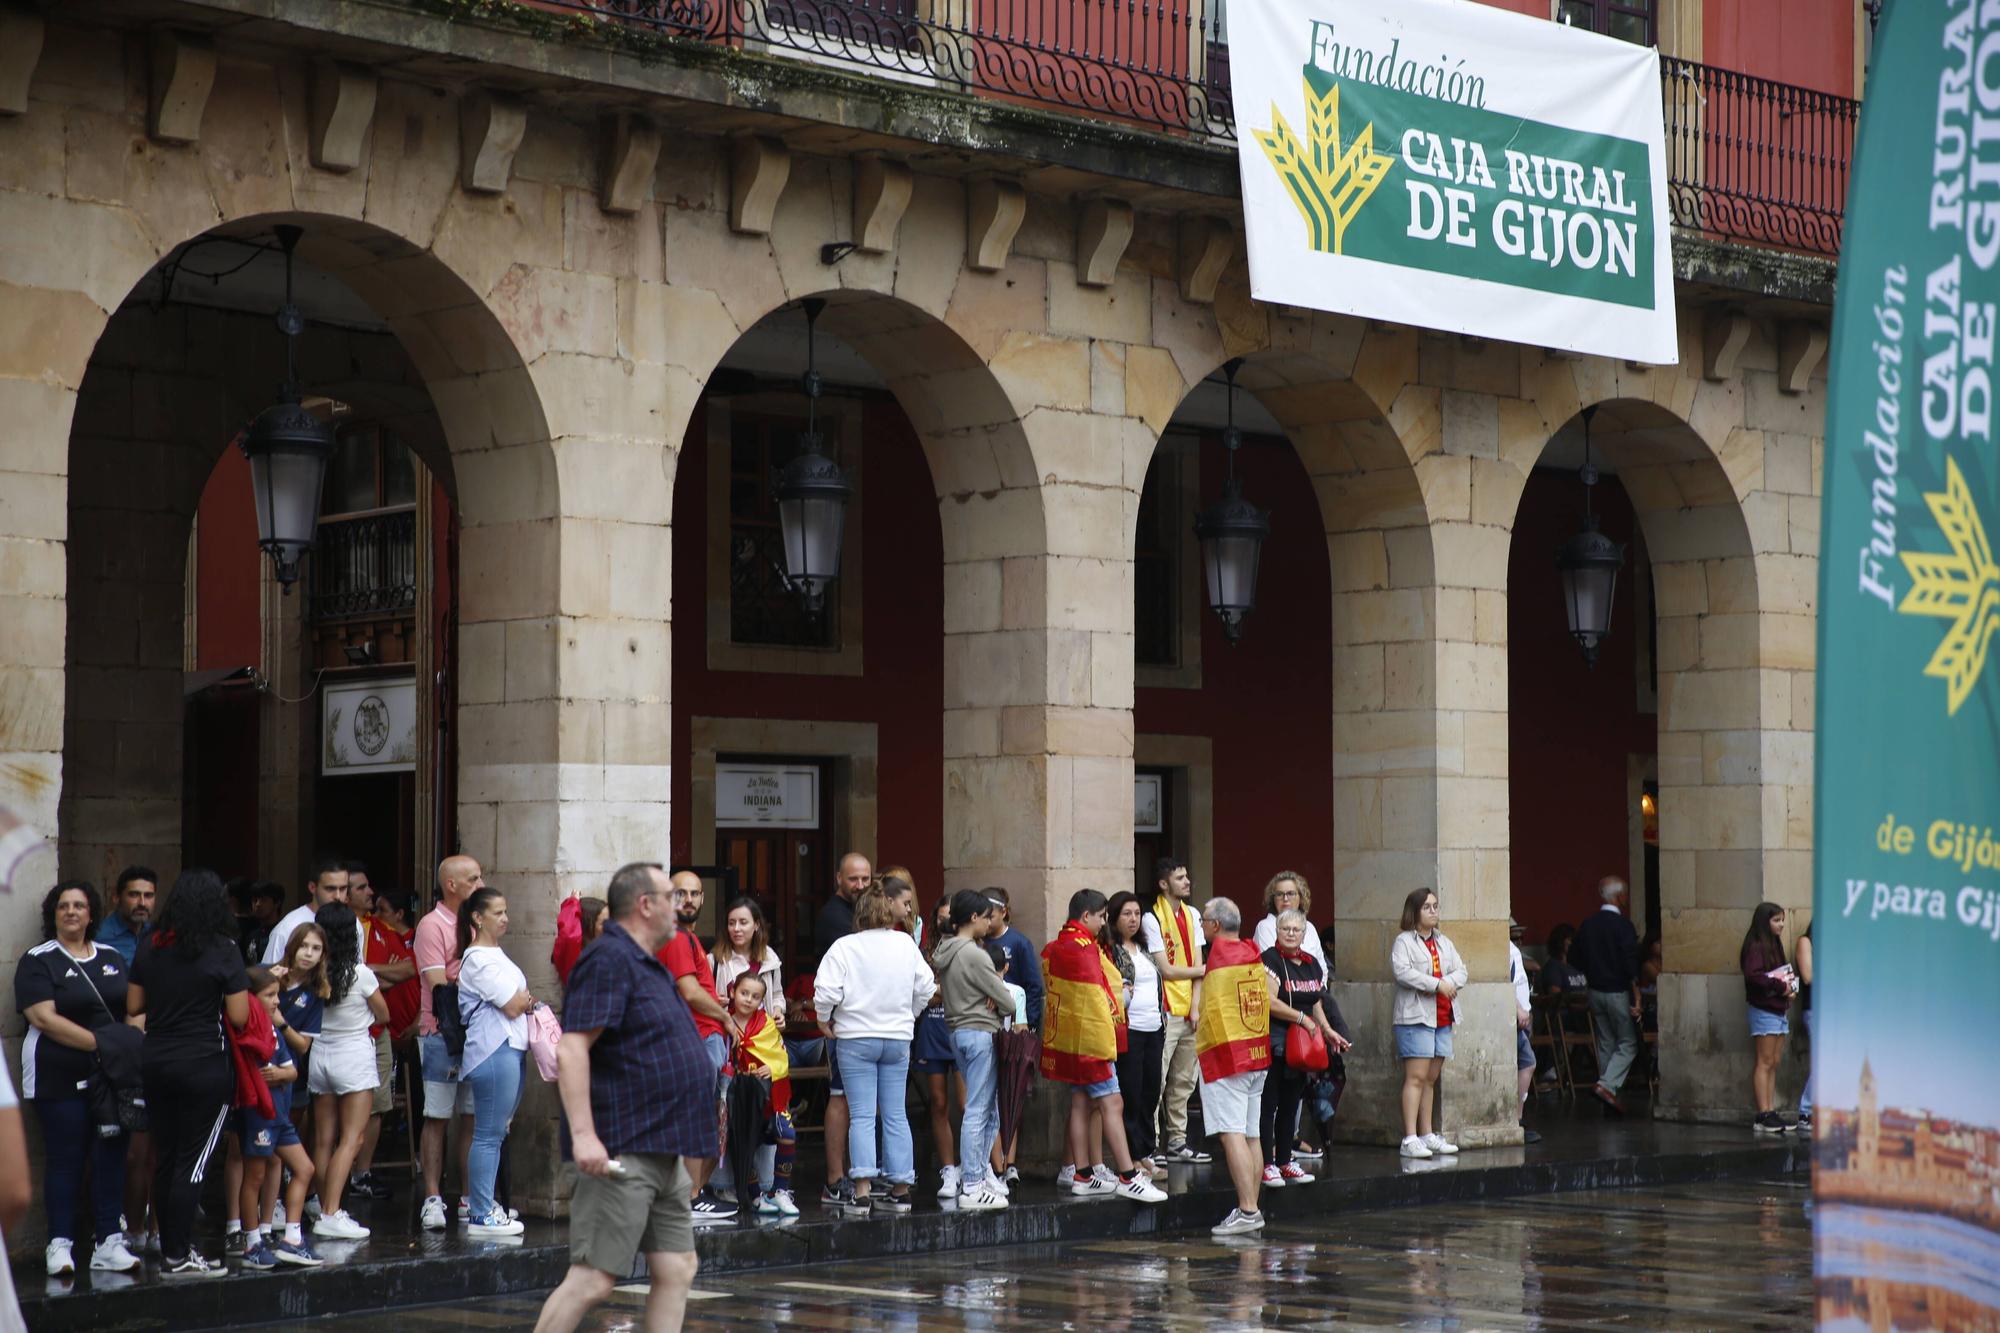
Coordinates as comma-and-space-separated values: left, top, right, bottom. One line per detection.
1196, 935, 1271, 1081
1039, 921, 1127, 1085
735, 1009, 791, 1115
1149, 894, 1200, 1018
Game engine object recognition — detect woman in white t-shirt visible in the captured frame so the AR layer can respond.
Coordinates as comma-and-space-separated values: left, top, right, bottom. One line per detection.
1251, 871, 1328, 970
456, 887, 534, 1237
1103, 891, 1166, 1174
307, 903, 388, 1242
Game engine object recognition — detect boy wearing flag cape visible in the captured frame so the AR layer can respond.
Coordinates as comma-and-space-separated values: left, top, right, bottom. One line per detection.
1039, 890, 1169, 1204
1196, 896, 1271, 1237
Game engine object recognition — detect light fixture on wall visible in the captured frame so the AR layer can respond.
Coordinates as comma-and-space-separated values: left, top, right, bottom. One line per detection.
1555, 405, 1625, 667
772, 298, 852, 619
1193, 358, 1270, 645
238, 225, 335, 592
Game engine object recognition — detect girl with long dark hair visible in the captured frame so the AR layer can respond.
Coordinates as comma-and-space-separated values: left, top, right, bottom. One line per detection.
1101, 891, 1165, 1177
307, 902, 387, 1239
1741, 901, 1797, 1133
126, 869, 250, 1278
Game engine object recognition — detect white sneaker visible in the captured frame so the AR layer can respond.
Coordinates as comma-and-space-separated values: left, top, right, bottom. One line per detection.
1423, 1132, 1460, 1155
45, 1240, 74, 1276
1091, 1163, 1119, 1188
959, 1183, 1009, 1211
1262, 1163, 1285, 1188
1210, 1208, 1265, 1236
1069, 1171, 1115, 1197
90, 1235, 141, 1272
770, 1189, 800, 1217
303, 1196, 323, 1222
1115, 1173, 1168, 1203
1279, 1162, 1316, 1185
1400, 1135, 1433, 1159
160, 1253, 227, 1279
312, 1209, 371, 1240
466, 1213, 525, 1237
420, 1195, 448, 1231
271, 1202, 286, 1229
937, 1164, 961, 1199
987, 1173, 1010, 1198
1056, 1162, 1075, 1187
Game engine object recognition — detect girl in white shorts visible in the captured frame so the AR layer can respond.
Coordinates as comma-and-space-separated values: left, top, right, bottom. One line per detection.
305, 904, 387, 1241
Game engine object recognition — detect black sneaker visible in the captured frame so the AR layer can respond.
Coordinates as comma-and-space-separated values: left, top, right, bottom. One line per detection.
690, 1189, 737, 1223
872, 1190, 913, 1214
820, 1180, 847, 1208
347, 1172, 391, 1200
1797, 1111, 1814, 1131
1167, 1140, 1213, 1164
223, 1231, 247, 1257
1754, 1111, 1789, 1135
825, 1181, 872, 1218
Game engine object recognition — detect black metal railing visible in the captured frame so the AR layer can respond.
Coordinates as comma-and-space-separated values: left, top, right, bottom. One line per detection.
507, 2, 1859, 259
1659, 55, 1856, 258
310, 508, 418, 621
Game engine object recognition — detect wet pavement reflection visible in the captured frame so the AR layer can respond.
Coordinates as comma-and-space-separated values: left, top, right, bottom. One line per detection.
265, 1178, 1813, 1330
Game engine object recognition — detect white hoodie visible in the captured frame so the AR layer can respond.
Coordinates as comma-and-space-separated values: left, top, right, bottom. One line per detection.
814, 928, 934, 1041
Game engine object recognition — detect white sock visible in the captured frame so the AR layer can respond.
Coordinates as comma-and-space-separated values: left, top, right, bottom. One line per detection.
225, 1220, 241, 1236
284, 1223, 303, 1245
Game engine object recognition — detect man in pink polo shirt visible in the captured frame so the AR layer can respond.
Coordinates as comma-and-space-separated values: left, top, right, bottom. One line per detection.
415, 854, 482, 1231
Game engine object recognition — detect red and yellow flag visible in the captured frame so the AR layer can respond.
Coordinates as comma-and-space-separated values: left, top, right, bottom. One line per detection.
1196, 936, 1270, 1081
736, 1009, 791, 1115
1039, 922, 1126, 1085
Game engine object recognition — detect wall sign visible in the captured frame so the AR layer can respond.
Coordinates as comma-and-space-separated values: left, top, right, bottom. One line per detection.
717, 763, 820, 829
323, 677, 417, 776
1229, 0, 1677, 363
1135, 773, 1164, 834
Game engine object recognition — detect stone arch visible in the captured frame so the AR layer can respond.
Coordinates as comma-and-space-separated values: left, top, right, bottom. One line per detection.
56, 207, 565, 891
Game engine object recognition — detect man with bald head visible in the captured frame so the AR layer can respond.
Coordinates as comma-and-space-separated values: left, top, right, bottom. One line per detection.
415, 855, 484, 1230
656, 870, 740, 1222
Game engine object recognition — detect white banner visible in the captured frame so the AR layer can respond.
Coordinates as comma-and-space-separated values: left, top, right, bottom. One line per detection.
1229, 0, 1677, 364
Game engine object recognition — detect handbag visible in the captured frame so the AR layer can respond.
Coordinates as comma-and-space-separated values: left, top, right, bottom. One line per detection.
526, 1003, 563, 1082
73, 952, 148, 1136
432, 981, 469, 1061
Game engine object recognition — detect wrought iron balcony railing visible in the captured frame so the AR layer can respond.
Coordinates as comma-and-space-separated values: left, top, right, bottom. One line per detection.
527, 1, 1857, 259
310, 508, 418, 622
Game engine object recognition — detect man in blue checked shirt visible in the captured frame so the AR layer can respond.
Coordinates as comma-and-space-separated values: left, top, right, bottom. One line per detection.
535, 863, 712, 1333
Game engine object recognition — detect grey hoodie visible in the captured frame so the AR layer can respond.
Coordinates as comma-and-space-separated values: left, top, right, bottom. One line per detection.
934, 934, 1016, 1033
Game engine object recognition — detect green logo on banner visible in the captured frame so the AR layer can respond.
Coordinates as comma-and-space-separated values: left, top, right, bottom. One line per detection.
1897, 457, 2000, 715
1251, 27, 1657, 310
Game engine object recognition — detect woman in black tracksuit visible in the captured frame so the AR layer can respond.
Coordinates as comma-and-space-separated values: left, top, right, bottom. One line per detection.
127, 869, 249, 1278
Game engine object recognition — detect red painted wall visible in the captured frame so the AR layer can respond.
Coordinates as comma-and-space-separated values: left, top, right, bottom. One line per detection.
669, 396, 945, 896
1507, 468, 1654, 943
195, 448, 263, 671
1134, 434, 1336, 934
1474, 0, 1554, 18
1704, 0, 1854, 95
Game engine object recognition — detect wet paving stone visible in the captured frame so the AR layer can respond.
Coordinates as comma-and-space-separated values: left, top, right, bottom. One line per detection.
265, 1178, 1814, 1330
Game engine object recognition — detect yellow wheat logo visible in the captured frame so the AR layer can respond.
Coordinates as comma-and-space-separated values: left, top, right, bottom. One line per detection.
1254, 79, 1395, 255
1898, 457, 2000, 716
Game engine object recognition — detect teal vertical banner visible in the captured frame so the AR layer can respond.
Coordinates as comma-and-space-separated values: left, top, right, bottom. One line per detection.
1814, 0, 2000, 1326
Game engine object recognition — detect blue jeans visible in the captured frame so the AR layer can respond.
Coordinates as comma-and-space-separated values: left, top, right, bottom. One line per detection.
34, 1097, 127, 1246
464, 1046, 523, 1222
951, 1029, 998, 1188
836, 1036, 914, 1185
1799, 1009, 1814, 1117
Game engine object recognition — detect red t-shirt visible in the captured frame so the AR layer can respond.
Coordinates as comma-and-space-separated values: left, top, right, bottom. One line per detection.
658, 931, 724, 1040
1424, 935, 1453, 1028
364, 915, 420, 1038
785, 973, 821, 1039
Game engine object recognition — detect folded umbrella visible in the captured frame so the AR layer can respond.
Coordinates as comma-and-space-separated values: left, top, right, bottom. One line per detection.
996, 1028, 1042, 1151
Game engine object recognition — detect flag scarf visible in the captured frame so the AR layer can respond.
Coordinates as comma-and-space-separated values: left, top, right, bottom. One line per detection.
1150, 896, 1200, 1017
1196, 936, 1271, 1081
736, 1009, 791, 1115
1040, 922, 1126, 1085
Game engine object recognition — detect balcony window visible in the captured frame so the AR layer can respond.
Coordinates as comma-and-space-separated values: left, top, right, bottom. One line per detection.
730, 410, 841, 650
310, 426, 419, 622
1558, 0, 1657, 46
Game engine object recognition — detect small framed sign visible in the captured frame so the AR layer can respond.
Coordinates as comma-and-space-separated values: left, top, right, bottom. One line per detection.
1135, 773, 1164, 834
716, 763, 820, 829
323, 677, 417, 776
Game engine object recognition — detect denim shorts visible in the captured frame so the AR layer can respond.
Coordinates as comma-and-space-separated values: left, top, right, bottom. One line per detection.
1748, 1007, 1790, 1038
1082, 1076, 1120, 1099
1516, 1027, 1536, 1071
1394, 1022, 1454, 1060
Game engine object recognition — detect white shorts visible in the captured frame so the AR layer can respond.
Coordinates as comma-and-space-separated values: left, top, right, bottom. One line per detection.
1198, 1069, 1268, 1138
308, 1032, 381, 1097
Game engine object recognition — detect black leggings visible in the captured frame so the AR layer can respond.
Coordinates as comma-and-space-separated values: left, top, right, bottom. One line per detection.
142, 1055, 232, 1262
1116, 1025, 1165, 1162
1261, 1060, 1309, 1167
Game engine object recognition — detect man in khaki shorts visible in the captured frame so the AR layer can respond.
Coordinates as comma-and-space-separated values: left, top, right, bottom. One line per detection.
535, 864, 712, 1333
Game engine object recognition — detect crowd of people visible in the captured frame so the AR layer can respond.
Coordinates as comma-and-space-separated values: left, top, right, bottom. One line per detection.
6, 846, 1810, 1321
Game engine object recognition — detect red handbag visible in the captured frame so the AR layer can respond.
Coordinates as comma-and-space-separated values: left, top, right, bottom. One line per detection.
1286, 1020, 1329, 1071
